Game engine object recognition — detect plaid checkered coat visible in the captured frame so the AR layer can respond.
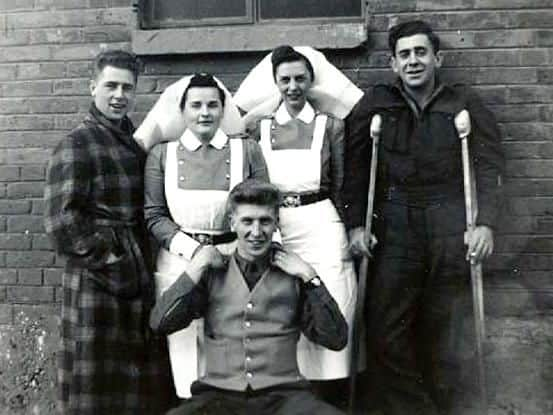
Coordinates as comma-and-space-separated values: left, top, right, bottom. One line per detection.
44, 105, 176, 414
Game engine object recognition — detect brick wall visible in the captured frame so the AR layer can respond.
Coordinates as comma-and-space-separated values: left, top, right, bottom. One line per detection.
0, 0, 551, 413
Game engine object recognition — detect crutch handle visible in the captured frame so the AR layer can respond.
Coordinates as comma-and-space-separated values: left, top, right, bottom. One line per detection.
370, 114, 383, 141
454, 109, 471, 139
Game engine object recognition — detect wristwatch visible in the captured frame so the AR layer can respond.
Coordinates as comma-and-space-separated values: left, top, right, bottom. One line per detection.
306, 276, 322, 287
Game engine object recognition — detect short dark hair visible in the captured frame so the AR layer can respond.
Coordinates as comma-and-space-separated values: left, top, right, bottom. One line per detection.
179, 73, 226, 112
226, 180, 280, 216
93, 50, 141, 82
388, 20, 440, 55
271, 45, 315, 82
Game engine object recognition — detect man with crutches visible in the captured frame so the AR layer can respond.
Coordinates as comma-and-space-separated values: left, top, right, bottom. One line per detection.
343, 20, 504, 415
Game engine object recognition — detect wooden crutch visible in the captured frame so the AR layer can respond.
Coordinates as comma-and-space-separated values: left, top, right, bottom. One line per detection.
455, 109, 488, 414
348, 114, 382, 415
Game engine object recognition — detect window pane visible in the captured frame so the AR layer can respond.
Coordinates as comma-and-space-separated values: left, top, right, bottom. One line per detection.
151, 0, 248, 21
259, 0, 361, 19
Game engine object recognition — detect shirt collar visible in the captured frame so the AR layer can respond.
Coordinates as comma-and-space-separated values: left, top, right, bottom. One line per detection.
274, 101, 316, 125
179, 128, 229, 151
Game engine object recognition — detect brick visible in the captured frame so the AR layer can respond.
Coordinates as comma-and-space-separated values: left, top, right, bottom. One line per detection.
7, 286, 54, 303
0, 131, 62, 149
32, 234, 52, 250
489, 104, 544, 123
0, 216, 6, 233
51, 42, 129, 61
0, 288, 6, 303
0, 115, 55, 131
26, 97, 81, 114
0, 304, 13, 325
17, 269, 43, 285
55, 287, 63, 302
30, 28, 83, 45
504, 142, 553, 160
5, 251, 55, 268
31, 200, 45, 215
17, 62, 66, 80
488, 253, 553, 271
507, 197, 553, 216
83, 26, 130, 43
0, 81, 52, 97
442, 49, 550, 68
66, 61, 93, 77
5, 9, 104, 30
0, 0, 34, 11
504, 179, 553, 198
441, 67, 538, 85
508, 85, 553, 104
54, 113, 88, 130
0, 269, 17, 285
20, 166, 45, 181
500, 123, 553, 141
0, 64, 17, 81
7, 183, 47, 198
0, 166, 20, 182
0, 30, 29, 47
0, 45, 51, 62
53, 79, 90, 96
43, 268, 62, 286
0, 234, 31, 250
537, 68, 553, 84
497, 236, 553, 254
0, 200, 32, 216
7, 215, 44, 233
475, 0, 553, 7
1, 148, 52, 164
497, 215, 553, 235
507, 160, 553, 178
100, 8, 135, 25
35, 0, 90, 8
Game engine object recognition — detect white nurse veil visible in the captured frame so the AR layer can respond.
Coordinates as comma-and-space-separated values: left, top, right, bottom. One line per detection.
234, 46, 364, 124
134, 74, 245, 151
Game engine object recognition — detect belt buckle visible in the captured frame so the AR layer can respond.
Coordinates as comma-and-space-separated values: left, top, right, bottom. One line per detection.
195, 233, 214, 245
282, 194, 301, 208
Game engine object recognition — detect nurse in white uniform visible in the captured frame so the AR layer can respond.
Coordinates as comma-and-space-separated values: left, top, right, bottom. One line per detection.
142, 73, 268, 398
234, 46, 364, 397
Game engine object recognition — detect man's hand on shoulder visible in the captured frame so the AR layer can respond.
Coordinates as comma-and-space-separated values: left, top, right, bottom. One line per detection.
272, 248, 317, 283
188, 245, 228, 283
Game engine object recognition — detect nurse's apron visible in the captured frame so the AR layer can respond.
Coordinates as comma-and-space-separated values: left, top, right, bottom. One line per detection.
260, 115, 358, 379
155, 136, 243, 397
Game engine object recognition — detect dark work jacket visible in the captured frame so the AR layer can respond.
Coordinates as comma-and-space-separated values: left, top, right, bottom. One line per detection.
343, 80, 505, 231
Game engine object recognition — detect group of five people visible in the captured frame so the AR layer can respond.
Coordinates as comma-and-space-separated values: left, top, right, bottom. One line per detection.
44, 19, 504, 415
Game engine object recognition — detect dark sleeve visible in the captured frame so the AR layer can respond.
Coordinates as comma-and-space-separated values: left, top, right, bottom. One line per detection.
43, 133, 115, 269
326, 117, 346, 222
144, 143, 180, 249
343, 91, 374, 230
244, 138, 270, 181
465, 91, 505, 229
149, 270, 210, 335
299, 280, 348, 351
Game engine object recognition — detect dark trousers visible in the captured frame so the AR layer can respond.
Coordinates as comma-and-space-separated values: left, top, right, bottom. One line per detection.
167, 381, 345, 415
369, 197, 479, 415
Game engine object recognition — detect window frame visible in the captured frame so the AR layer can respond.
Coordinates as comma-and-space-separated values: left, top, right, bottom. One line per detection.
131, 0, 368, 55
142, 0, 254, 29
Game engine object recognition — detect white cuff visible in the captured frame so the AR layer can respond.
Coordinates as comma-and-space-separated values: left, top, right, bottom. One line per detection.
169, 232, 200, 261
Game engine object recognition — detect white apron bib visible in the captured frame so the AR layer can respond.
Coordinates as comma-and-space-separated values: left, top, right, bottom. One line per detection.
260, 115, 360, 379
155, 135, 243, 397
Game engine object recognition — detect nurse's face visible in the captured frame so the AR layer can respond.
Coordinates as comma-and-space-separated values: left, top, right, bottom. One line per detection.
275, 60, 313, 115
182, 87, 224, 142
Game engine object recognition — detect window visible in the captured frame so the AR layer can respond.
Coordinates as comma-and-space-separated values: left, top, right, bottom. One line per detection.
133, 0, 367, 55
140, 0, 363, 29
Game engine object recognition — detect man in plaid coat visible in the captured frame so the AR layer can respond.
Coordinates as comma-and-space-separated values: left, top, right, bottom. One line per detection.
44, 50, 176, 414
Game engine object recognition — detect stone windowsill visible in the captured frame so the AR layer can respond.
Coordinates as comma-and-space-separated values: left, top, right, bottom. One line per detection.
131, 22, 366, 55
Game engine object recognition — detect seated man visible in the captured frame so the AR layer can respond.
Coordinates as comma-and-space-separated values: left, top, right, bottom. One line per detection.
150, 179, 347, 415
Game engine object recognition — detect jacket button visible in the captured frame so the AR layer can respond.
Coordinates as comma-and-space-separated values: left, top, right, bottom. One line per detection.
246, 372, 253, 379
246, 302, 253, 309
245, 321, 251, 328
179, 176, 185, 181
178, 160, 184, 165
246, 356, 252, 362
